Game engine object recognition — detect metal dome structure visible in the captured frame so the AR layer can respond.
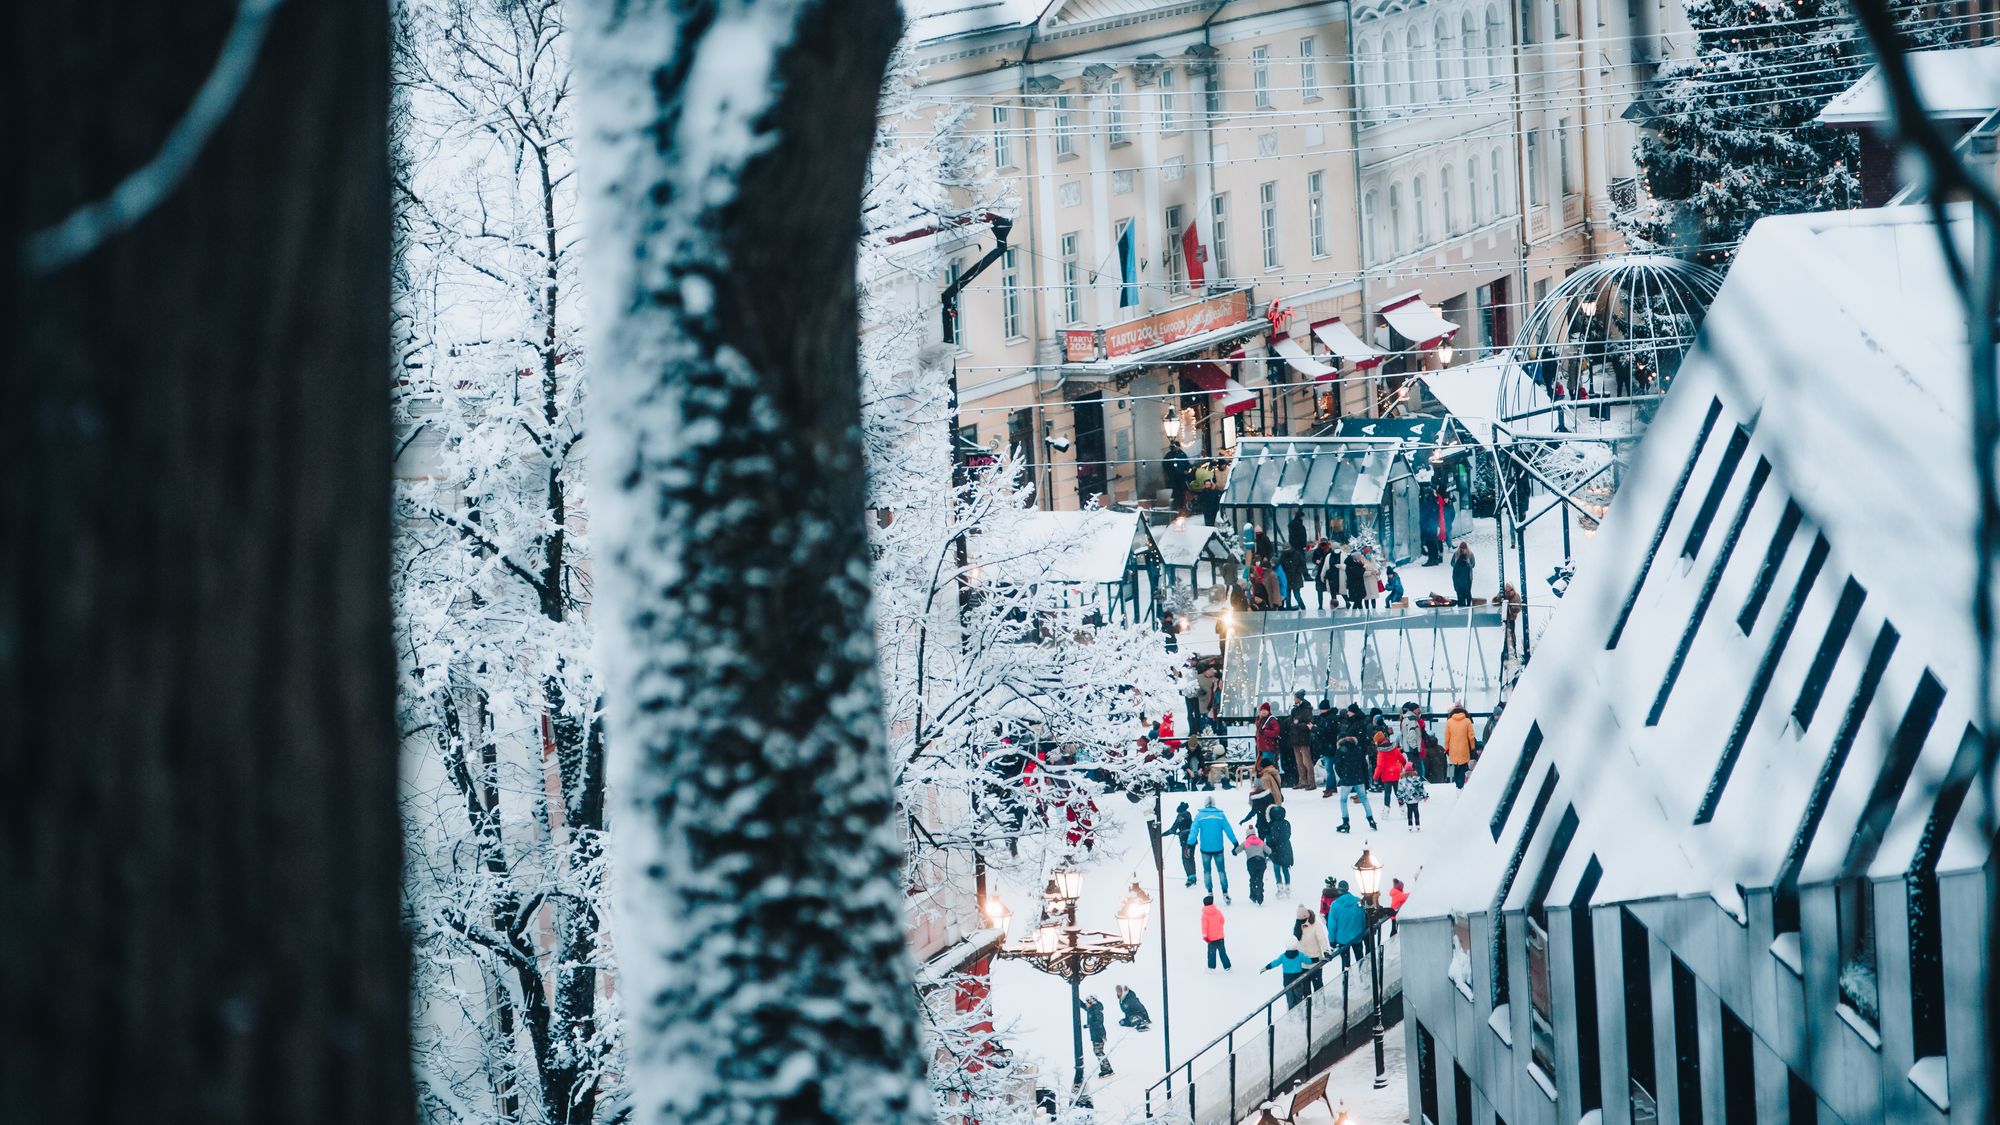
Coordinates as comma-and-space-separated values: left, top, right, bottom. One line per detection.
1497, 254, 1726, 426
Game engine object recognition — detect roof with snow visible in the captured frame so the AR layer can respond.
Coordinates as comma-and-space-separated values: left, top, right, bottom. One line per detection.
970, 509, 1151, 585
1417, 356, 1555, 438
1403, 203, 1992, 928
1816, 43, 2000, 126
1151, 519, 1234, 569
1221, 437, 1411, 510
1330, 414, 1447, 469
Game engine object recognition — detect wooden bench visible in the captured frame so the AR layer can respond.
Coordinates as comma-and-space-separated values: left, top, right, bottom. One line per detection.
1254, 1071, 1334, 1124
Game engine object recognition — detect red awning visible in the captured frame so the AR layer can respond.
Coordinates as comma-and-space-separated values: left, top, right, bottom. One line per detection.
1182, 361, 1230, 392
1220, 379, 1257, 415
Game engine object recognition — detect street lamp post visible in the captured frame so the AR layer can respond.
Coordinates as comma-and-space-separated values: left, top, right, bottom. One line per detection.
991, 871, 1150, 1104
1146, 796, 1175, 1082
1353, 845, 1390, 1090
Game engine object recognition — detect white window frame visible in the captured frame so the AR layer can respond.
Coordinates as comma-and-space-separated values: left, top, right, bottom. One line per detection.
1211, 193, 1231, 281
1165, 204, 1187, 293
1526, 130, 1543, 207
1300, 36, 1319, 98
1107, 80, 1127, 144
1559, 117, 1574, 195
1363, 189, 1379, 262
1413, 175, 1428, 246
1463, 14, 1482, 94
1468, 157, 1481, 225
1389, 183, 1404, 255
1053, 95, 1075, 157
1442, 166, 1456, 235
1159, 68, 1181, 132
1251, 46, 1272, 109
1060, 232, 1081, 324
1001, 247, 1022, 339
1259, 180, 1279, 270
992, 104, 1013, 168
1308, 171, 1327, 258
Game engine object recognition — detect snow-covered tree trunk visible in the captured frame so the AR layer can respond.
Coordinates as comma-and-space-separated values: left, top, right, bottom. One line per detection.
1, 1, 412, 1121
573, 2, 928, 1121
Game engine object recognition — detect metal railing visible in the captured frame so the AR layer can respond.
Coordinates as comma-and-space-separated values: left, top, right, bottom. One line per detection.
1141, 933, 1403, 1122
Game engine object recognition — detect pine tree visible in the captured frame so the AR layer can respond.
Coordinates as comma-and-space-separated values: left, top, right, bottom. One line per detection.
1623, 0, 1953, 264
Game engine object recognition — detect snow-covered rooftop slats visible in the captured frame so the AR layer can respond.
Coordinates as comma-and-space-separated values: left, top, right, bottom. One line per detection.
1816, 42, 2000, 125
971, 509, 1141, 585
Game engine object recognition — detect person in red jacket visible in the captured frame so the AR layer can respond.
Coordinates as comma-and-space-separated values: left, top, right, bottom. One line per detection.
1388, 877, 1410, 935
1253, 703, 1281, 765
1201, 895, 1233, 970
1372, 739, 1406, 811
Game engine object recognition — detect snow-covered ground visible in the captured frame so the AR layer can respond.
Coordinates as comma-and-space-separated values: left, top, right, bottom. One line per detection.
987, 780, 1465, 1121
1234, 1010, 1411, 1125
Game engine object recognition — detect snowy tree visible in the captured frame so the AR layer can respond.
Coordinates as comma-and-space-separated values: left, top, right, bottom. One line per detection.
572, 1, 931, 1121
391, 0, 621, 1120
1620, 0, 1953, 264
4, 0, 413, 1121
857, 43, 1179, 1123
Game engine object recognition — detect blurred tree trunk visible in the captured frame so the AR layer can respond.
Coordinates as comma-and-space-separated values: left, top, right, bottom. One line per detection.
0, 1, 410, 1123
572, 1, 928, 1122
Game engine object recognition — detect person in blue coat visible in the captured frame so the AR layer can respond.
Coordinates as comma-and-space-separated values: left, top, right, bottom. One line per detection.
1191, 797, 1240, 901
1326, 880, 1367, 968
1263, 943, 1313, 1009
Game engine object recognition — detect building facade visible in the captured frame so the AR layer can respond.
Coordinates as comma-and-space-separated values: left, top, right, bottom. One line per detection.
1398, 206, 1992, 1125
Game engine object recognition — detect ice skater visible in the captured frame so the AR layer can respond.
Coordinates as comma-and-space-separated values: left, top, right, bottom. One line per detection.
1201, 895, 1233, 970
1241, 828, 1270, 904
1115, 984, 1152, 1031
1192, 796, 1238, 902
1079, 995, 1113, 1076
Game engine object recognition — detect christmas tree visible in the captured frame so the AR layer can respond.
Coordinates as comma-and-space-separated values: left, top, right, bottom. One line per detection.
1622, 0, 1953, 265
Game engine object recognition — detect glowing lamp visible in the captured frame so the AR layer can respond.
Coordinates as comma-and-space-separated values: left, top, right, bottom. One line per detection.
1115, 880, 1153, 946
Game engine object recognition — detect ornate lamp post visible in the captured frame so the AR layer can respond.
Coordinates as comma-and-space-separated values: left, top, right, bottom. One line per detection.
1353, 846, 1391, 1090
991, 872, 1150, 1101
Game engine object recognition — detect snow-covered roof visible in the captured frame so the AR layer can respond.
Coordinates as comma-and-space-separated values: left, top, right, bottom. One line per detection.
908, 0, 1054, 42
1152, 520, 1233, 569
1403, 203, 1992, 928
1817, 43, 2000, 126
972, 509, 1146, 585
1417, 357, 1554, 437
1221, 437, 1408, 509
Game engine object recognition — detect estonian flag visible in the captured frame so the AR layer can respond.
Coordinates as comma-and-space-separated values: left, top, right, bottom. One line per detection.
1118, 222, 1138, 308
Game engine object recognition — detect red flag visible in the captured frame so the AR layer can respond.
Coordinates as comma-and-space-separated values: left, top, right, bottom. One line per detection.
1182, 221, 1206, 292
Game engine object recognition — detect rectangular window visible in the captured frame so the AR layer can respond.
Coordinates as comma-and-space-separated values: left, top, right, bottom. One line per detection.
1520, 0, 1537, 43
1648, 459, 1771, 725
1252, 46, 1272, 108
1722, 1004, 1757, 1125
1792, 577, 1866, 730
1054, 95, 1075, 157
1492, 766, 1560, 1007
1259, 181, 1279, 270
1608, 398, 1724, 648
1836, 875, 1877, 1025
1000, 248, 1022, 339
1308, 171, 1327, 258
1491, 723, 1544, 840
1623, 910, 1657, 1104
1300, 36, 1319, 96
1671, 958, 1703, 1125
1107, 80, 1126, 144
1159, 68, 1180, 132
1773, 622, 1898, 933
1695, 534, 1830, 824
1211, 194, 1230, 281
1559, 118, 1575, 194
1418, 1022, 1441, 1123
1165, 205, 1186, 293
1572, 859, 1606, 1113
1454, 1063, 1474, 1125
1740, 500, 1805, 632
1683, 426, 1750, 558
1060, 232, 1080, 325
992, 104, 1013, 168
1526, 131, 1543, 206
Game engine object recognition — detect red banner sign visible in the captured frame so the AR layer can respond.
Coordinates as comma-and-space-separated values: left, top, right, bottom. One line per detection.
1064, 290, 1252, 363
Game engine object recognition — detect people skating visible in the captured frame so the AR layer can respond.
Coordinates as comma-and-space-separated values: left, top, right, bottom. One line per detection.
1241, 828, 1270, 904
1201, 895, 1234, 970
1445, 702, 1478, 788
1311, 538, 1334, 610
1263, 943, 1313, 1009
1287, 691, 1316, 790
1319, 876, 1338, 920
1294, 905, 1331, 992
1397, 761, 1430, 829
1168, 800, 1198, 885
1279, 546, 1308, 611
1079, 995, 1113, 1075
1192, 797, 1239, 901
1373, 736, 1406, 811
1241, 759, 1282, 834
1387, 878, 1410, 935
1395, 701, 1425, 765
1264, 806, 1295, 889
1115, 984, 1152, 1031
1451, 541, 1476, 606
1326, 880, 1367, 969
1253, 702, 1282, 766
1332, 734, 1377, 832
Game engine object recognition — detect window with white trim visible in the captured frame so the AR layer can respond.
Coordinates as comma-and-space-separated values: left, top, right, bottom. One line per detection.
1308, 171, 1327, 258
1526, 130, 1543, 207
1468, 157, 1482, 224
1165, 205, 1187, 293
1389, 183, 1404, 254
1053, 95, 1074, 157
1300, 36, 1319, 97
1159, 68, 1181, 132
1259, 181, 1279, 270
1363, 189, 1379, 262
1060, 232, 1081, 324
1211, 193, 1231, 281
1252, 46, 1271, 108
1107, 80, 1126, 144
1559, 117, 1575, 195
992, 104, 1013, 168
1463, 13, 1482, 93
1414, 176, 1428, 246
1442, 166, 1456, 235
1000, 248, 1022, 339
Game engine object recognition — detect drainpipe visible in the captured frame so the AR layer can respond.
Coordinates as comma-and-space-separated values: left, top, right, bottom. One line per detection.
1510, 0, 1533, 341
1342, 0, 1371, 419
1577, 0, 1604, 257
1019, 21, 1058, 509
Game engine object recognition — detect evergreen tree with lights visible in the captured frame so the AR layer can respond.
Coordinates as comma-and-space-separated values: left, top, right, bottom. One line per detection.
1622, 0, 1953, 265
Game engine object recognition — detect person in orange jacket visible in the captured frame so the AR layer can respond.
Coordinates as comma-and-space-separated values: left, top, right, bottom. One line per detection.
1201, 895, 1233, 970
1388, 877, 1410, 935
1444, 702, 1478, 788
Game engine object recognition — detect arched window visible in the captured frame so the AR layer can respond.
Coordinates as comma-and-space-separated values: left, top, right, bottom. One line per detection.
1413, 175, 1428, 246
1467, 156, 1481, 224
1436, 18, 1456, 98
1412, 26, 1434, 105
1388, 33, 1410, 109
1492, 145, 1506, 216
1389, 183, 1405, 255
1363, 189, 1380, 261
1462, 13, 1482, 94
1441, 166, 1456, 235
1359, 39, 1380, 116
1486, 6, 1506, 81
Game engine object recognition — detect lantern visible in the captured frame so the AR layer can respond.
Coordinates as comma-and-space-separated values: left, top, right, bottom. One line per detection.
1115, 880, 1153, 946
1353, 846, 1384, 906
